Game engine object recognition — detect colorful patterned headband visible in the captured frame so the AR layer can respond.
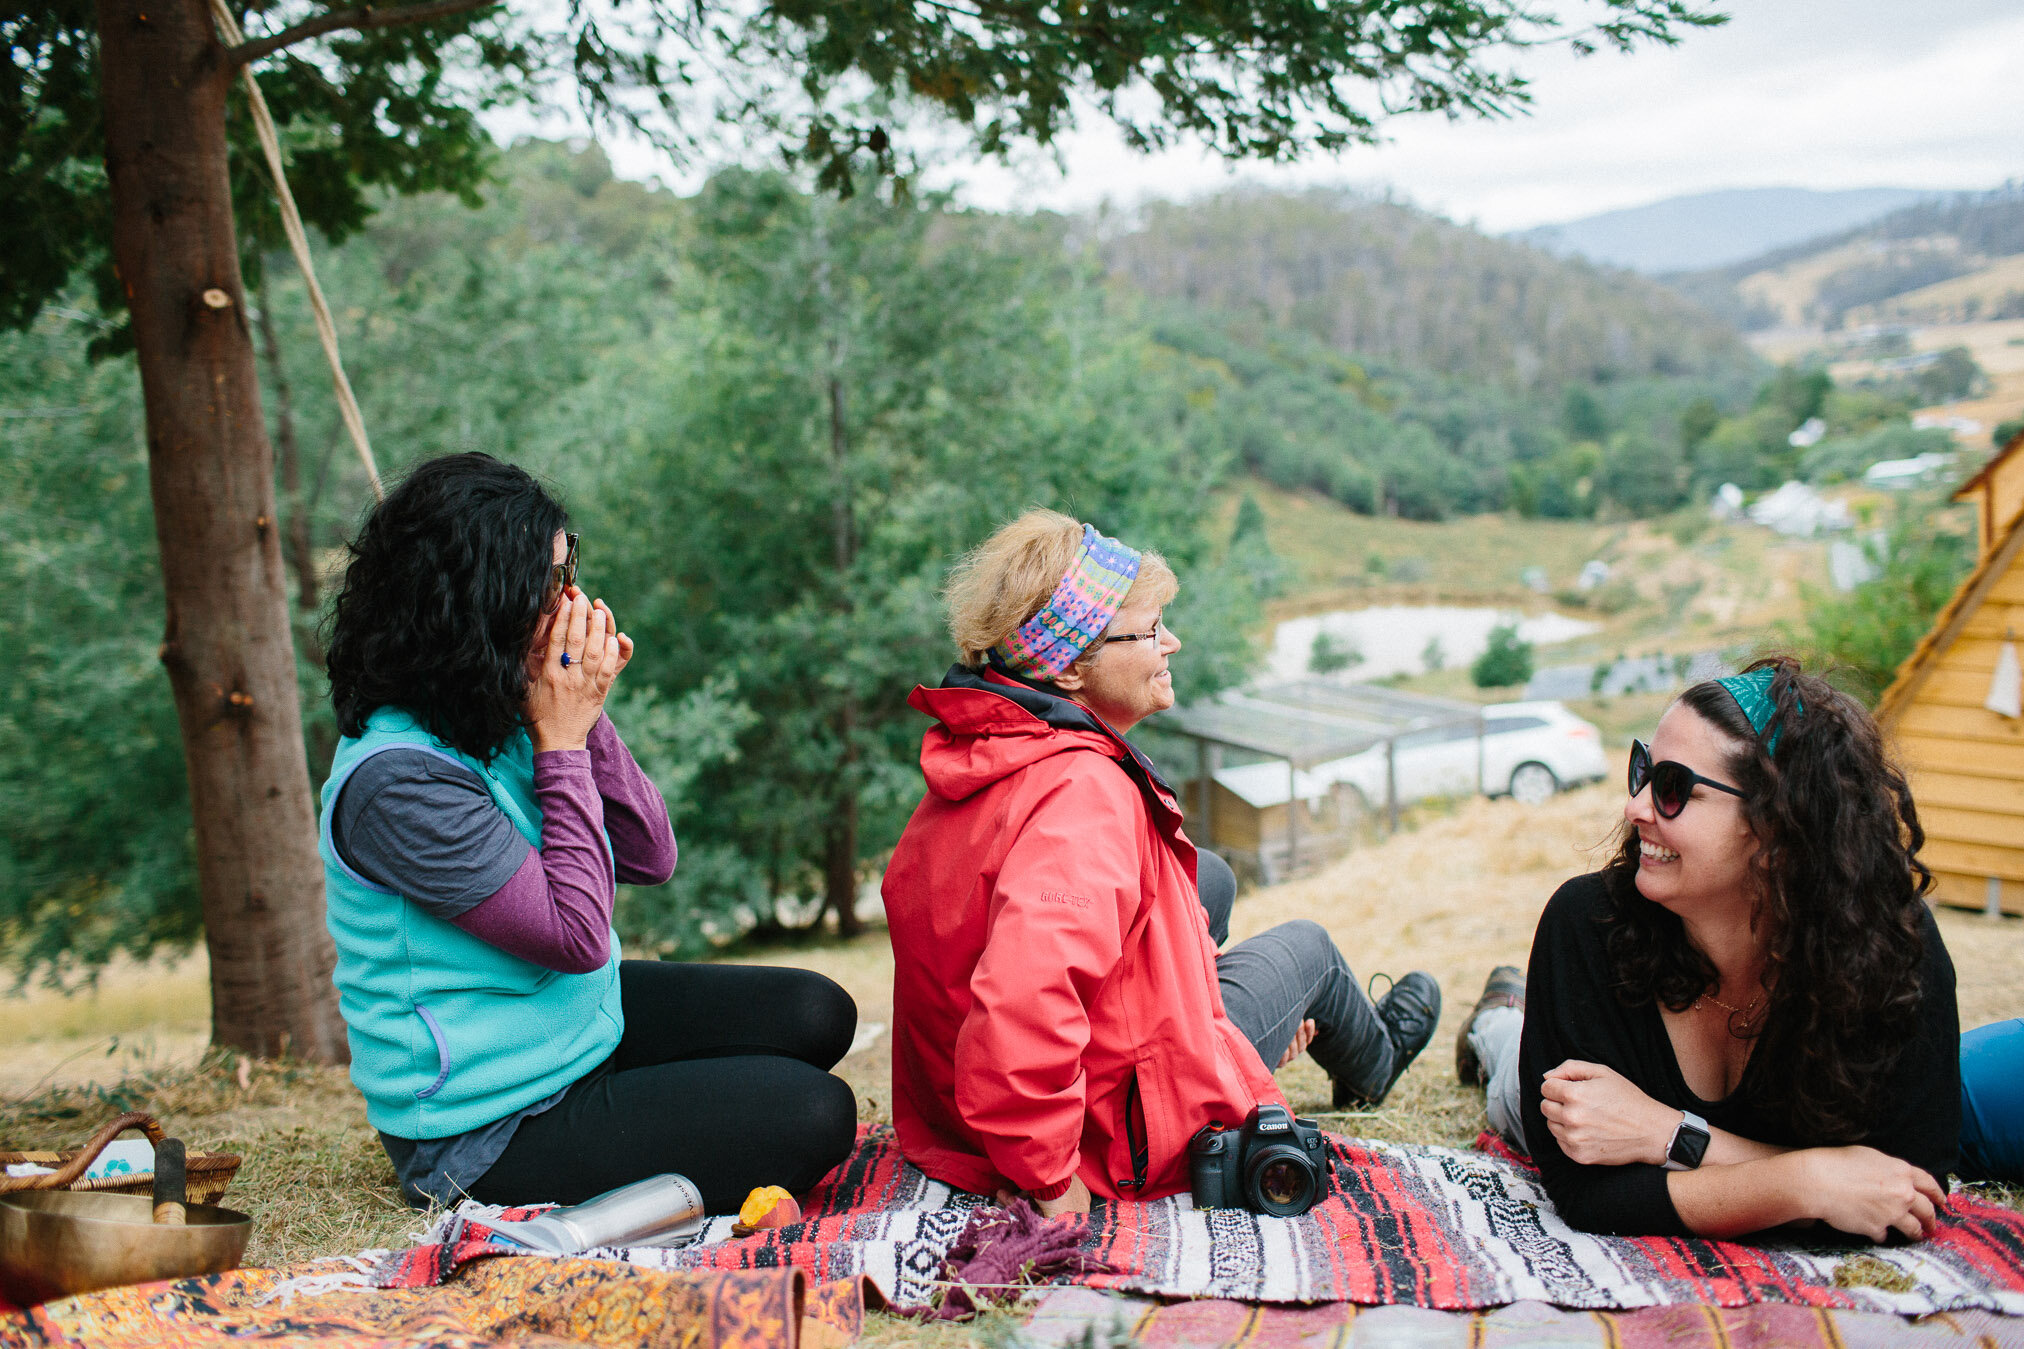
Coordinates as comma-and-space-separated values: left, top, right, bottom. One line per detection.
1716, 667, 1802, 754
994, 524, 1142, 680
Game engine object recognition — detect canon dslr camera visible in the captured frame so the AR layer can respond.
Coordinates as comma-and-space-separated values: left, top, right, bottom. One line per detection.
1187, 1102, 1333, 1216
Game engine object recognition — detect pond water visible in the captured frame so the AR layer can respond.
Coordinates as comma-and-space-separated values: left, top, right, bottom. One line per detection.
1264, 606, 1601, 684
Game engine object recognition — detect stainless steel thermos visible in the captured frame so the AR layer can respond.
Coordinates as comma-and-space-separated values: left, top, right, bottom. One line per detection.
481, 1173, 707, 1253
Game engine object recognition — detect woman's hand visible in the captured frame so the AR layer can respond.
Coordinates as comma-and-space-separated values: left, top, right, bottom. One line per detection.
1276, 1019, 1317, 1071
1800, 1147, 1946, 1242
525, 588, 627, 753
996, 1175, 1092, 1221
1539, 1060, 1679, 1167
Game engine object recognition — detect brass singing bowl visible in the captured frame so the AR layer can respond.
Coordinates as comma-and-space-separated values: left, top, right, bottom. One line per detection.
0, 1191, 252, 1305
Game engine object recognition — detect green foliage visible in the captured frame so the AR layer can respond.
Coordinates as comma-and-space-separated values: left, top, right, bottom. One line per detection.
3, 144, 1280, 968
1119, 190, 1757, 394
1787, 503, 1974, 702
1228, 493, 1286, 599
1599, 427, 1686, 515
1470, 624, 1534, 689
1912, 347, 1987, 405
1758, 364, 1831, 427
0, 312, 199, 982
5, 0, 1723, 342
3, 0, 521, 350
1693, 402, 1802, 491
1231, 493, 1268, 545
1562, 386, 1608, 443
1308, 631, 1360, 675
1799, 423, 1953, 485
1510, 442, 1602, 519
552, 168, 1261, 950
1678, 395, 1720, 452
1995, 416, 2024, 450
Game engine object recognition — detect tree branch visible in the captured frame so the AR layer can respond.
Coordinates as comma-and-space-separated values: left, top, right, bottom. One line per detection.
227, 0, 502, 66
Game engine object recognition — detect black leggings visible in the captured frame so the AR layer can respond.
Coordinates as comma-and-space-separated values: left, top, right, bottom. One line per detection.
467, 961, 859, 1213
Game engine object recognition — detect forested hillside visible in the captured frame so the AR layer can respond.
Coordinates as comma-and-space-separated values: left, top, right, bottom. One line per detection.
1663, 183, 2024, 330
1107, 189, 1758, 388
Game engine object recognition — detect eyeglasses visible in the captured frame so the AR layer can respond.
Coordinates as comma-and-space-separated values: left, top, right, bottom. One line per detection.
1100, 616, 1166, 646
1628, 739, 1744, 819
542, 533, 579, 612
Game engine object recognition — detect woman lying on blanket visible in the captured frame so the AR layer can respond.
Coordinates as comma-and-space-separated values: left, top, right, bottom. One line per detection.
1456, 657, 1960, 1242
882, 509, 1441, 1217
320, 452, 856, 1212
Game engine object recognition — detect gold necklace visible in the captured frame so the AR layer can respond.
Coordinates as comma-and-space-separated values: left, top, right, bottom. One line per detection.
1696, 987, 1765, 1021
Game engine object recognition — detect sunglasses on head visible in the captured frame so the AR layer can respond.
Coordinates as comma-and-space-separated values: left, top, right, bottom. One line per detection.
1628, 739, 1744, 819
542, 533, 579, 612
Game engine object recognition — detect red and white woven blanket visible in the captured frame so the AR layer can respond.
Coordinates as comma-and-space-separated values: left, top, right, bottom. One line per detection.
378, 1125, 2024, 1316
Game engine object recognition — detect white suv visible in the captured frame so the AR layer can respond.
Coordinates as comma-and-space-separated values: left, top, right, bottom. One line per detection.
1322, 700, 1609, 808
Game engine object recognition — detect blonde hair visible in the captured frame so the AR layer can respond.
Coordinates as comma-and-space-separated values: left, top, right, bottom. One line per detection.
944, 508, 1179, 670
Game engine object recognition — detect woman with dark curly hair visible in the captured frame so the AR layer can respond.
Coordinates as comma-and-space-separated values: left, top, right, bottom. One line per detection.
1453, 657, 1958, 1241
320, 452, 856, 1212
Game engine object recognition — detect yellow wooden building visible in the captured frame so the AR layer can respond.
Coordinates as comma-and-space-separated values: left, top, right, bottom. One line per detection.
1876, 432, 2024, 915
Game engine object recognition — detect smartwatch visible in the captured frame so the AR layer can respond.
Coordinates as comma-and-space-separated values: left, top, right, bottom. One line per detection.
1662, 1110, 1711, 1170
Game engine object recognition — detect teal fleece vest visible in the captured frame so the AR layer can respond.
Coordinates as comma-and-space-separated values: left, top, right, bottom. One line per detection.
319, 708, 623, 1139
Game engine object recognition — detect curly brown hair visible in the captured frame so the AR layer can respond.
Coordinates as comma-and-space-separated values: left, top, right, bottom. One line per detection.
1597, 655, 1932, 1142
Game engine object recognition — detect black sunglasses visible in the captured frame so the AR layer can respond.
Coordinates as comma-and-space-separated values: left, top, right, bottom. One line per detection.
542, 533, 579, 612
1629, 739, 1744, 819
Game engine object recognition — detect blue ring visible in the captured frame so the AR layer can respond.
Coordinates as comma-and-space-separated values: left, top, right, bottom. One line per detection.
559, 652, 572, 668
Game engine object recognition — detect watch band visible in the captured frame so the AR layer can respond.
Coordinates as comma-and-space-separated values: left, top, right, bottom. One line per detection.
1663, 1110, 1711, 1170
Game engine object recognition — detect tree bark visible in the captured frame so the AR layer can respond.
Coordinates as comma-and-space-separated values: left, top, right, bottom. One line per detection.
822, 368, 863, 937
96, 0, 348, 1062
815, 223, 863, 938
254, 267, 323, 651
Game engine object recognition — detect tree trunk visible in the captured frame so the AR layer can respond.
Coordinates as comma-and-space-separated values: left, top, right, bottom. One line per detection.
822, 368, 863, 937
254, 268, 322, 628
822, 767, 862, 939
96, 0, 348, 1062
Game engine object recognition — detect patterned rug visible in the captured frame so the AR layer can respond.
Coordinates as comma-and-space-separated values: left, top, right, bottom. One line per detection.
1025, 1287, 2024, 1348
0, 1258, 873, 1349
380, 1125, 2024, 1316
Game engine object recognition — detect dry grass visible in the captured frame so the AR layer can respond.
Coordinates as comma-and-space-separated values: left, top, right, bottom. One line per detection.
4, 783, 2020, 1336
0, 1051, 418, 1266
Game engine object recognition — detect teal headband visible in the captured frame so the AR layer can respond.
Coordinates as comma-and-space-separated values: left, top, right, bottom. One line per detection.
1716, 667, 1800, 753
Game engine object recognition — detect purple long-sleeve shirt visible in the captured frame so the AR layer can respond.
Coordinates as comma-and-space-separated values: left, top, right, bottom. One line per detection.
331, 713, 676, 974
451, 716, 676, 972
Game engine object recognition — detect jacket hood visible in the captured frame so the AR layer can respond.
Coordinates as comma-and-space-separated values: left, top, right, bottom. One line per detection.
908, 664, 1177, 804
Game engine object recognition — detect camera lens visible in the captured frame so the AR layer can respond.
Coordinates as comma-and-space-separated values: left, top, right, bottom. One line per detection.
1259, 1160, 1309, 1208
1243, 1143, 1320, 1217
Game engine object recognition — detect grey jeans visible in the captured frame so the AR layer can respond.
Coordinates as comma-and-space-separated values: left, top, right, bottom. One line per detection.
1470, 1005, 1528, 1152
1196, 851, 1398, 1102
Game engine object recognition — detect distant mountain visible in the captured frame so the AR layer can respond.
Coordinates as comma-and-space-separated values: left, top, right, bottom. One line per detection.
1515, 187, 1931, 275
1106, 188, 1756, 389
1661, 184, 2024, 330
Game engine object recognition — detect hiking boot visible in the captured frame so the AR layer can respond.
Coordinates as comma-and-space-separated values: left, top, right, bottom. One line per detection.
1454, 965, 1526, 1087
1333, 971, 1442, 1108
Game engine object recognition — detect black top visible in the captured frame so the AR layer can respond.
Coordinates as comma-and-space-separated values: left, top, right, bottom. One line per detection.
1518, 872, 1960, 1236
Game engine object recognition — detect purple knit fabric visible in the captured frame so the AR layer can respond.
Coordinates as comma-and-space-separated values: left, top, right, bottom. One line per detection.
450, 714, 676, 973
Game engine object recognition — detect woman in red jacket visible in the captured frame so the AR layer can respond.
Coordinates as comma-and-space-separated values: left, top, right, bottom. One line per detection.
884, 510, 1441, 1216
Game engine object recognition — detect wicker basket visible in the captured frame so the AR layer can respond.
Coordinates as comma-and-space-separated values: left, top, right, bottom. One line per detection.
0, 1112, 241, 1205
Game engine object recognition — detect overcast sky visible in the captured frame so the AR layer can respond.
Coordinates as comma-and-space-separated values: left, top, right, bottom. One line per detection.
523, 0, 2024, 233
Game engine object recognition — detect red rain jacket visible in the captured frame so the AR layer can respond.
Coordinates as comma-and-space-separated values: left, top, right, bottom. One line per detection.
883, 666, 1284, 1202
